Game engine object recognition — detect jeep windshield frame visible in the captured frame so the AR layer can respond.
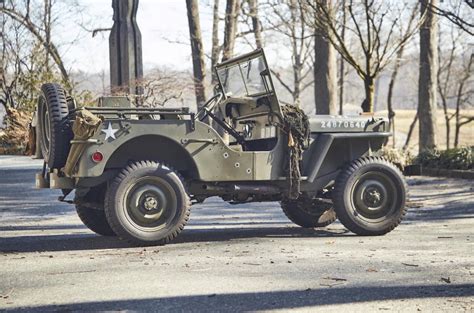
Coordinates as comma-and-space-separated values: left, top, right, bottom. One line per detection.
215, 49, 276, 99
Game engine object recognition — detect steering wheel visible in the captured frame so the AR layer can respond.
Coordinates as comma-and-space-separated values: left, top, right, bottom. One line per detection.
194, 94, 247, 147
195, 94, 221, 122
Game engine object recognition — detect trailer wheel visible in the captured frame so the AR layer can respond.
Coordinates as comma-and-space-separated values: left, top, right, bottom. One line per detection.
104, 161, 190, 246
75, 185, 115, 236
281, 198, 336, 228
333, 156, 407, 236
37, 83, 72, 169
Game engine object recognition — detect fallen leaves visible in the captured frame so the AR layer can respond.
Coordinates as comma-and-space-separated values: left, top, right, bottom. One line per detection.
0, 289, 14, 299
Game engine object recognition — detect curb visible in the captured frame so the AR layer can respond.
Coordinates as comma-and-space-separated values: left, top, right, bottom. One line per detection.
421, 168, 474, 180
404, 165, 474, 180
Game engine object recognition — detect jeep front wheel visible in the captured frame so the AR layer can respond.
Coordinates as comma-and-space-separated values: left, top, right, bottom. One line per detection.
104, 161, 190, 246
333, 156, 407, 236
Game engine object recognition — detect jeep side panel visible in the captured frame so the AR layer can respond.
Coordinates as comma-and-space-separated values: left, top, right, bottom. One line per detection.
74, 119, 286, 182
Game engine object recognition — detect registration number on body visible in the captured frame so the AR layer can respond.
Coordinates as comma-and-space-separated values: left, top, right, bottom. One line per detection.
320, 120, 368, 129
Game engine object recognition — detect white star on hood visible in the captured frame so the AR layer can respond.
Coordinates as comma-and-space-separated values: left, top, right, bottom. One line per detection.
102, 123, 118, 141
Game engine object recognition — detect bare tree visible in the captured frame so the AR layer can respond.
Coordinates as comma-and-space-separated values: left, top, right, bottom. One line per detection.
386, 7, 418, 147
337, 0, 346, 115
247, 0, 263, 49
186, 0, 207, 109
453, 53, 473, 147
222, 0, 240, 61
437, 25, 459, 149
418, 0, 439, 152
306, 0, 422, 112
1, 1, 73, 92
429, 0, 474, 36
313, 0, 337, 114
403, 113, 418, 152
139, 68, 192, 107
1, 0, 78, 113
436, 0, 473, 149
211, 0, 221, 85
265, 0, 313, 106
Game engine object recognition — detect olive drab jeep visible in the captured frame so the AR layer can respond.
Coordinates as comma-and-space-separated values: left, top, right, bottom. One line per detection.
35, 49, 408, 246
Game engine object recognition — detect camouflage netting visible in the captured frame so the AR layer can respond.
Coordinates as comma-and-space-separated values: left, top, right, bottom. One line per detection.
281, 105, 310, 199
0, 108, 33, 155
62, 109, 103, 177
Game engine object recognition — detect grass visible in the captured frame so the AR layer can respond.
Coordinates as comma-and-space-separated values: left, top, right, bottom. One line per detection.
376, 109, 474, 152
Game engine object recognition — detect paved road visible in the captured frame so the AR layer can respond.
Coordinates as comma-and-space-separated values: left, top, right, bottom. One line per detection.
0, 156, 473, 312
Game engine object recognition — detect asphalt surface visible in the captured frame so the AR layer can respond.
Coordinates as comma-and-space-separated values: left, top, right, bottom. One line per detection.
0, 156, 473, 312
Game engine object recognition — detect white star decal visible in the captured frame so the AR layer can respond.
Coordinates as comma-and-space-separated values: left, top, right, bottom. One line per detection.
101, 123, 118, 141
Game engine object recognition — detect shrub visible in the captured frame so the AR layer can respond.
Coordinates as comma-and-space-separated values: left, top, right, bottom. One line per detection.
377, 148, 413, 170
0, 108, 33, 155
414, 147, 473, 170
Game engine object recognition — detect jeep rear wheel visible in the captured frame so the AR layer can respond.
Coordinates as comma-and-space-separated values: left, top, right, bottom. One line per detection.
104, 161, 190, 246
333, 156, 407, 236
280, 198, 336, 228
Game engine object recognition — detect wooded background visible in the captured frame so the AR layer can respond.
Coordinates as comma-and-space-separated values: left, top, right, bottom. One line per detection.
0, 0, 473, 154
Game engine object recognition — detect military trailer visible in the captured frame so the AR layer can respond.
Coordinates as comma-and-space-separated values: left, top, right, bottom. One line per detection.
35, 49, 407, 246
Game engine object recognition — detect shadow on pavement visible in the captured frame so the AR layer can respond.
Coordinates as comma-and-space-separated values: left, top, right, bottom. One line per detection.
4, 284, 473, 312
0, 227, 349, 254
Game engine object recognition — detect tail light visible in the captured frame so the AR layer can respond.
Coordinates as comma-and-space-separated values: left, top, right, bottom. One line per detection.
91, 151, 104, 163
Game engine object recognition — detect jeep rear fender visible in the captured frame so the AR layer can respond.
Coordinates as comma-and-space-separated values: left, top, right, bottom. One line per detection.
105, 134, 199, 179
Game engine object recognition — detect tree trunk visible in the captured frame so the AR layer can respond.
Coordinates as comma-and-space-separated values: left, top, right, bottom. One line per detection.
454, 101, 460, 148
248, 0, 262, 49
454, 54, 472, 148
313, 0, 337, 115
211, 0, 220, 85
185, 0, 207, 109
293, 60, 302, 106
439, 93, 450, 149
387, 46, 406, 148
338, 0, 346, 115
361, 76, 374, 112
222, 0, 239, 61
418, 0, 438, 153
403, 113, 418, 151
43, 0, 52, 72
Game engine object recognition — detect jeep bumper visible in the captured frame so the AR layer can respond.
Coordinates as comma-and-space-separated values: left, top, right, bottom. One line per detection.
35, 171, 75, 189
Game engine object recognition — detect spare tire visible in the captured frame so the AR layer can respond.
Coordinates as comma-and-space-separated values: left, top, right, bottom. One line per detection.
37, 83, 73, 169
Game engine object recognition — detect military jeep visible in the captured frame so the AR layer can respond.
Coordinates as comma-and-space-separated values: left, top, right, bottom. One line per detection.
35, 49, 407, 246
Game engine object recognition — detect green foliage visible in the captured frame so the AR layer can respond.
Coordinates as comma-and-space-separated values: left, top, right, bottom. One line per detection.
377, 148, 414, 169
414, 147, 473, 170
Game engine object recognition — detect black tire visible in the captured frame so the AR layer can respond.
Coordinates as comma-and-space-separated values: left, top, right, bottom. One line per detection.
76, 206, 116, 236
104, 161, 191, 246
75, 185, 115, 236
333, 156, 407, 236
281, 198, 337, 228
37, 83, 72, 169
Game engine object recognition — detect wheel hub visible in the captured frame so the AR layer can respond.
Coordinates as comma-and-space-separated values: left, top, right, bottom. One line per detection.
363, 187, 383, 207
143, 196, 158, 211
124, 177, 178, 229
